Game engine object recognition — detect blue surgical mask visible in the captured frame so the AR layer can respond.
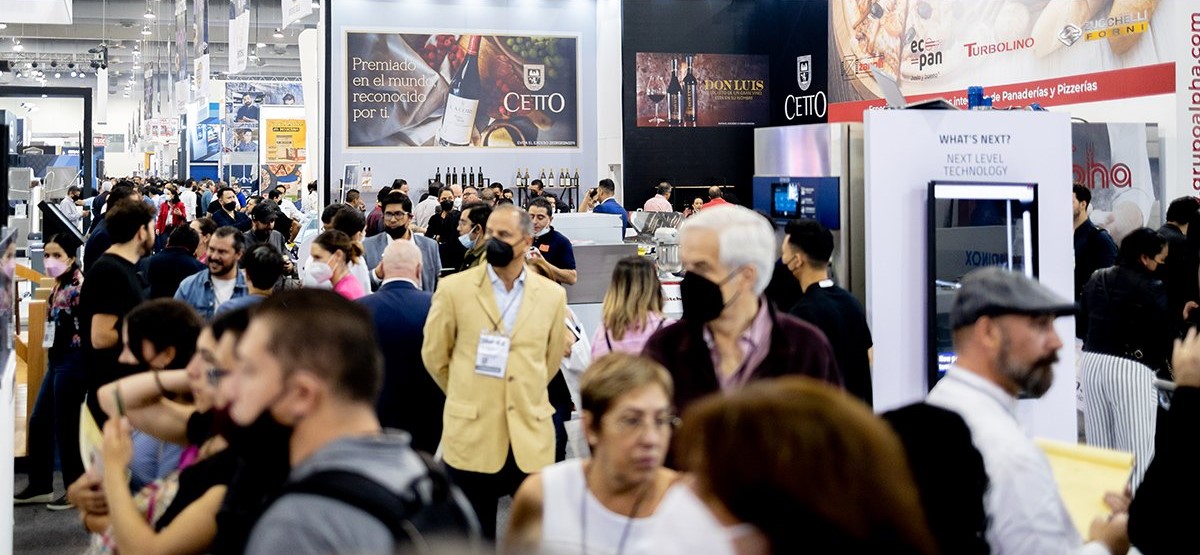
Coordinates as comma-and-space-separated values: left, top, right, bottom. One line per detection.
459, 231, 474, 248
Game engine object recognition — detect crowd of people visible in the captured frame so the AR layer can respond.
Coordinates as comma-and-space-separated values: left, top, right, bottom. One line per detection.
13, 173, 1200, 555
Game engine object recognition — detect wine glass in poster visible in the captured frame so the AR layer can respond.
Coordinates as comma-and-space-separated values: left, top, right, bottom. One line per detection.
344, 31, 579, 148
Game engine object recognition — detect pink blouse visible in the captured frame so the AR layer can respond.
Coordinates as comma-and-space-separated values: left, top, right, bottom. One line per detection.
591, 313, 671, 358
333, 273, 365, 301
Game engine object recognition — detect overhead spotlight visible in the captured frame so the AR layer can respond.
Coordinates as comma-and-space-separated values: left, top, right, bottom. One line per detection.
141, 25, 153, 36
54, 72, 60, 78
67, 62, 75, 69
0, 23, 7, 30
13, 40, 23, 53
70, 71, 77, 77
273, 28, 284, 39
30, 62, 38, 68
143, 7, 156, 19
50, 60, 58, 68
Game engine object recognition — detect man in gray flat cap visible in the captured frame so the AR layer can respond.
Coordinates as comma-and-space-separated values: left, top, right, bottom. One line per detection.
927, 267, 1130, 555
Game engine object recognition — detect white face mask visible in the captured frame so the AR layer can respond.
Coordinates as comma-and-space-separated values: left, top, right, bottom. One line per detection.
459, 231, 475, 248
534, 226, 550, 238
304, 261, 334, 286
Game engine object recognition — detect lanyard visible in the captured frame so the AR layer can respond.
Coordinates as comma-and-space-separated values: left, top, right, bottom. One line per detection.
580, 467, 650, 555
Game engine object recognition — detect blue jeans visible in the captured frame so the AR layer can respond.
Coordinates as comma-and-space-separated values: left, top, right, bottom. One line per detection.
26, 350, 86, 491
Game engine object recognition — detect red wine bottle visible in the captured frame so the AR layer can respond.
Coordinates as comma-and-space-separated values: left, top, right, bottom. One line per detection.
439, 35, 482, 146
667, 58, 683, 127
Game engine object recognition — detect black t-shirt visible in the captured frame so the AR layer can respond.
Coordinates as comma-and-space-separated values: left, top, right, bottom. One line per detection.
789, 282, 874, 404
79, 253, 146, 423
532, 227, 576, 271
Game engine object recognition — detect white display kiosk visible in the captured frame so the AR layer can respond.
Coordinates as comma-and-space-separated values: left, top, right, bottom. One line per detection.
864, 109, 1076, 442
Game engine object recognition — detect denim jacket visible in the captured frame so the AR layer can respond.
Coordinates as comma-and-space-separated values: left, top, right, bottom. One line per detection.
173, 269, 249, 320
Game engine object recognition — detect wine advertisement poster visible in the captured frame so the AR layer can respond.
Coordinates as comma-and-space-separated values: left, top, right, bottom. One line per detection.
344, 31, 579, 148
265, 119, 307, 164
634, 53, 769, 128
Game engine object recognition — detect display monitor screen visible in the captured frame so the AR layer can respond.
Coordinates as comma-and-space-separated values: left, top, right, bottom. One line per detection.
752, 176, 840, 229
927, 181, 1038, 387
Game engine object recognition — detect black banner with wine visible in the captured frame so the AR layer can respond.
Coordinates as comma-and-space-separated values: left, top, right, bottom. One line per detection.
345, 31, 579, 148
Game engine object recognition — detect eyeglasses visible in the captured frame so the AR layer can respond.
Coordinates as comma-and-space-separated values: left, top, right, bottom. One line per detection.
384, 211, 409, 220
611, 413, 681, 435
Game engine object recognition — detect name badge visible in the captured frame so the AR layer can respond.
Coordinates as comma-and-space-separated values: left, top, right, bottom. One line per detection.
42, 320, 56, 349
475, 330, 511, 378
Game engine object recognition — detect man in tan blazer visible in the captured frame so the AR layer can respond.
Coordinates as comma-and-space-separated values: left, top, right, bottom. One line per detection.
422, 204, 568, 539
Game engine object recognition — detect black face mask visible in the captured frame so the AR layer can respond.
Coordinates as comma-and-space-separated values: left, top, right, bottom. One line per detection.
385, 225, 408, 240
223, 201, 238, 212
224, 407, 294, 460
680, 269, 739, 323
486, 237, 516, 267
440, 200, 454, 212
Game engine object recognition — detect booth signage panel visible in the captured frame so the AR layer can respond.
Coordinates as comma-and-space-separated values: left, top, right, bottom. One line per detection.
633, 53, 769, 128
864, 110, 1074, 441
344, 31, 580, 149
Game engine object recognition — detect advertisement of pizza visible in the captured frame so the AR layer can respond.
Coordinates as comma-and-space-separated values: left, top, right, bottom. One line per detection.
830, 0, 1181, 119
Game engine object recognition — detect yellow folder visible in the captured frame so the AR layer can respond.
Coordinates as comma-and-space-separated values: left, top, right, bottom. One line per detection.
1034, 438, 1134, 536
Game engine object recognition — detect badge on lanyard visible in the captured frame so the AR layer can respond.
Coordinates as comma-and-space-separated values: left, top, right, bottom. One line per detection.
42, 320, 56, 349
475, 330, 511, 378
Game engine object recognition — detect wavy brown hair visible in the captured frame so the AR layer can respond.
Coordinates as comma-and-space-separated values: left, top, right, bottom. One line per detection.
677, 377, 938, 555
600, 256, 663, 341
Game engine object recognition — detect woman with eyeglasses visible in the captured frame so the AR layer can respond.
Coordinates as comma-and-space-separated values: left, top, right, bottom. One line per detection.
74, 305, 249, 555
1079, 226, 1174, 492
505, 354, 726, 555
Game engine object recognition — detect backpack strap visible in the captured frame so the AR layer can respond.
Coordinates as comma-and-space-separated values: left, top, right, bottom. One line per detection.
284, 470, 418, 546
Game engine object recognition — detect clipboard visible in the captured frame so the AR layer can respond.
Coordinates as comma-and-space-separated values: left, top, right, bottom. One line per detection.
1035, 438, 1133, 536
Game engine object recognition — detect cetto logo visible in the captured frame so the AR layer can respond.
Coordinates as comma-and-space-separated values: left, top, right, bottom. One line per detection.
783, 92, 826, 120
964, 37, 1035, 58
797, 55, 812, 92
523, 64, 545, 92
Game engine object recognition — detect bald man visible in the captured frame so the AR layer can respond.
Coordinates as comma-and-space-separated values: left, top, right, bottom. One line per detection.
357, 239, 443, 452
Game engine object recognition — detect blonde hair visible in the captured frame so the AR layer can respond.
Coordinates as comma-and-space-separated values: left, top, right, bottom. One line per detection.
601, 256, 663, 341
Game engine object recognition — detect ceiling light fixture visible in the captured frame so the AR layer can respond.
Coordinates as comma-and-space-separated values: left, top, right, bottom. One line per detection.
273, 28, 284, 39
13, 39, 23, 53
141, 25, 153, 36
70, 71, 77, 77
256, 42, 266, 48
143, 7, 156, 19
54, 72, 60, 78
0, 23, 7, 30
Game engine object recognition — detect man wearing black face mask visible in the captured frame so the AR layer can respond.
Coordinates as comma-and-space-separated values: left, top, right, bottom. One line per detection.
642, 204, 841, 417
363, 192, 441, 292
423, 204, 568, 540
211, 186, 252, 232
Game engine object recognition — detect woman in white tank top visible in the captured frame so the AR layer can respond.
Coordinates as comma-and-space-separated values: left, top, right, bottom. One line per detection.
504, 353, 736, 555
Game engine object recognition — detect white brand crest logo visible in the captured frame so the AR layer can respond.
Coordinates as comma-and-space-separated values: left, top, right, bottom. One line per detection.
797, 55, 812, 91
524, 64, 545, 92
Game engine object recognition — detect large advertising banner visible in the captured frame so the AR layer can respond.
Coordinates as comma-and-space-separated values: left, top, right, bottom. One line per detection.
174, 0, 189, 110
344, 31, 579, 148
633, 53, 769, 128
828, 0, 1179, 120
282, 0, 313, 29
265, 119, 307, 163
260, 163, 303, 194
1072, 122, 1163, 244
229, 0, 249, 75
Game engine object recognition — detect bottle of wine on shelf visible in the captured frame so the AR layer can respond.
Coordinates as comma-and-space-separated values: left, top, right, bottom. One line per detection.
438, 35, 483, 146
434, 167, 442, 184
683, 54, 698, 127
449, 167, 457, 186
477, 167, 484, 187
469, 167, 475, 188
460, 167, 468, 187
515, 168, 523, 187
523, 168, 530, 187
667, 57, 683, 127
573, 168, 580, 188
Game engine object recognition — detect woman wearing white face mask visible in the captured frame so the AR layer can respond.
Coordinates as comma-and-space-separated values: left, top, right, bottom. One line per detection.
307, 230, 366, 300
15, 234, 87, 509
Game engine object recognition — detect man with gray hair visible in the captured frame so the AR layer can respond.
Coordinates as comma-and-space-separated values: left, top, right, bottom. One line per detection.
927, 267, 1130, 555
643, 204, 840, 414
422, 203, 568, 539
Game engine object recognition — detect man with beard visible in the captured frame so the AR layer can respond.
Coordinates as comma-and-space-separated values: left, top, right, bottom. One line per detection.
926, 267, 1130, 555
78, 200, 156, 425
174, 226, 249, 320
58, 185, 89, 230
364, 191, 441, 292
212, 187, 253, 232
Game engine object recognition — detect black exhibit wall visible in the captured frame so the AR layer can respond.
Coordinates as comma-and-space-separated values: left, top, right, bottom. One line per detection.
621, 0, 828, 210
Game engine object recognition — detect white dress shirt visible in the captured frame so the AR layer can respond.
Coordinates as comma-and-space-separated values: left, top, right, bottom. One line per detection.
643, 194, 673, 212
179, 188, 198, 221
277, 197, 303, 221
927, 366, 1111, 555
59, 196, 84, 226
486, 264, 526, 334
412, 196, 440, 229
303, 190, 319, 214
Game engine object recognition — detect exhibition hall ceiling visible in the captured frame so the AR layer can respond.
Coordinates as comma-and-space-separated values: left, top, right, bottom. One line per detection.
0, 0, 314, 84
